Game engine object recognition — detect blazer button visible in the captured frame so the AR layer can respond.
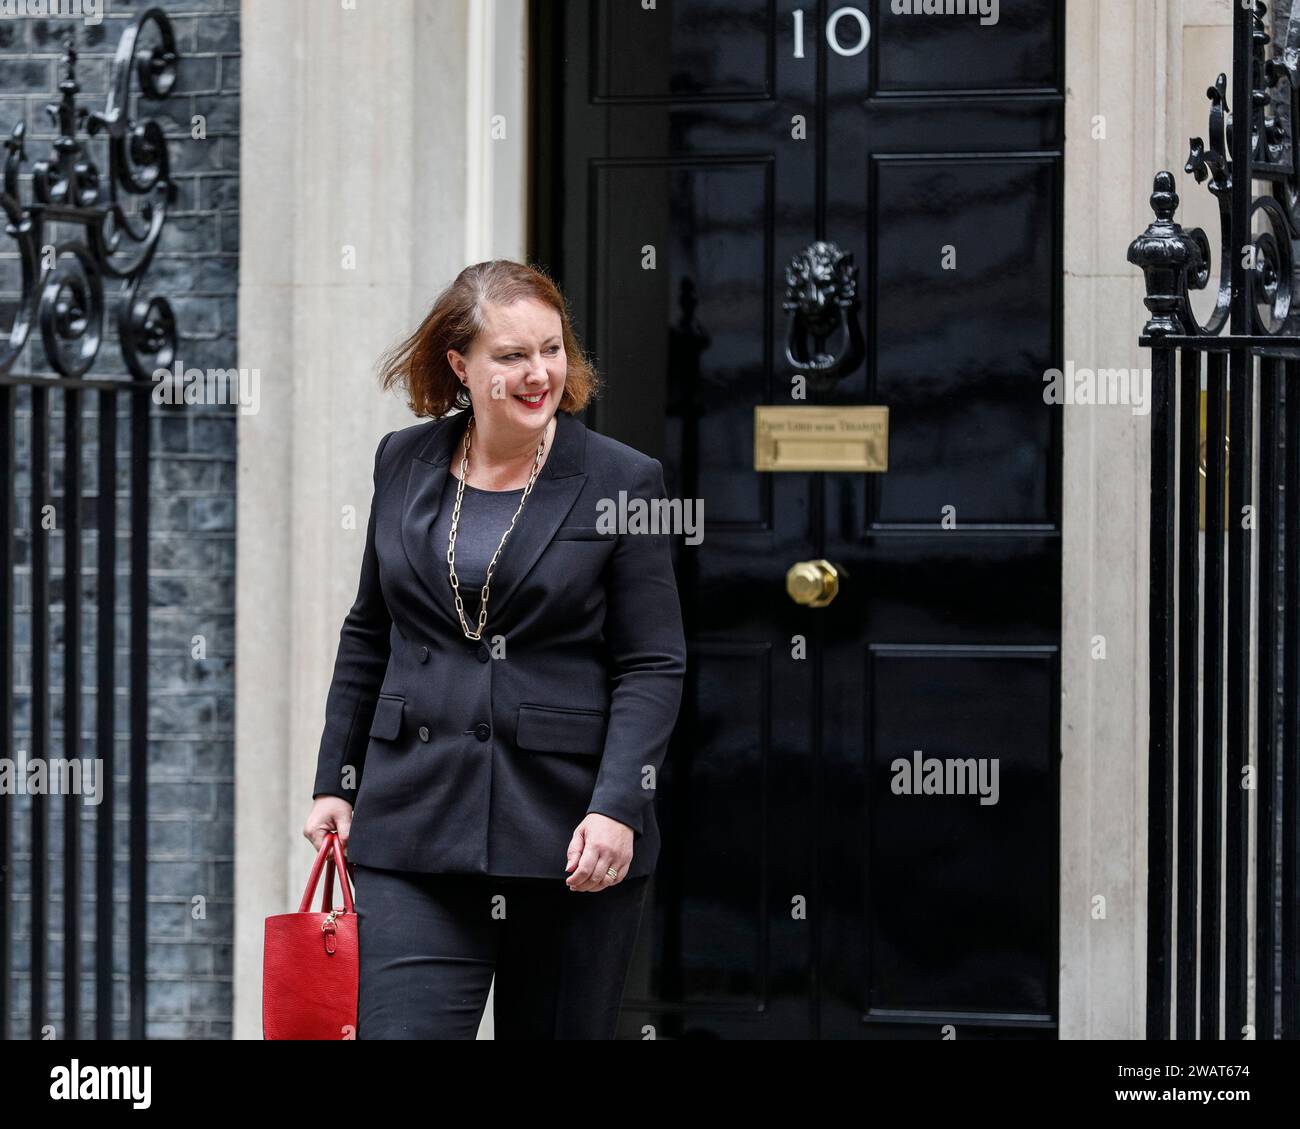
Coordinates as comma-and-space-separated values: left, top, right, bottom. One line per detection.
476, 644, 490, 663
418, 646, 430, 663
418, 725, 431, 742
474, 723, 491, 742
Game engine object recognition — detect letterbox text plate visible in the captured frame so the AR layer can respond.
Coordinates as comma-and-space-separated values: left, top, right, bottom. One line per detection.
754, 406, 889, 472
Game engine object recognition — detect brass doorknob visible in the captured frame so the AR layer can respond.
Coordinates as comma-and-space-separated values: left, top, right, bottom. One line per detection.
786, 559, 839, 607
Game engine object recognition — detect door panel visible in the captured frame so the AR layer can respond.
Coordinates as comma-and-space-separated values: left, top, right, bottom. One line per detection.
865, 649, 1055, 1014
533, 0, 1063, 1040
873, 3, 1058, 92
871, 156, 1058, 525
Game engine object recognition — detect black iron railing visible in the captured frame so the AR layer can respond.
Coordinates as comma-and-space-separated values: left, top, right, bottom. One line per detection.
1130, 0, 1298, 1040
0, 11, 178, 1040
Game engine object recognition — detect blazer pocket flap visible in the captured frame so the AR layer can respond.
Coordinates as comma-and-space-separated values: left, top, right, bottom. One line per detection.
553, 525, 616, 541
369, 695, 405, 740
516, 704, 608, 755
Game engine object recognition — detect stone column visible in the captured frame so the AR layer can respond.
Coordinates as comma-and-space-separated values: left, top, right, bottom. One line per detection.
1061, 0, 1233, 1039
233, 0, 528, 1039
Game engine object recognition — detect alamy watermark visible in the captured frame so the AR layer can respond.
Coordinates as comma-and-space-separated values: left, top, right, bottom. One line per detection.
50, 1060, 150, 1109
891, 0, 999, 27
0, 0, 102, 24
1042, 360, 1151, 416
152, 362, 261, 415
596, 491, 703, 546
890, 749, 1000, 805
1, 752, 104, 805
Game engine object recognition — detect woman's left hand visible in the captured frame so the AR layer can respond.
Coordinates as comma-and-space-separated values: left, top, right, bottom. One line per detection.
565, 813, 633, 891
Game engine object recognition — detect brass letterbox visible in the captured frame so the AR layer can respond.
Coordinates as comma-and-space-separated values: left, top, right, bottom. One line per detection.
754, 406, 889, 472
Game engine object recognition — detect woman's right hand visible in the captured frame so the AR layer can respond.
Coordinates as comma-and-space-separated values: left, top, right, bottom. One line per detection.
304, 795, 354, 855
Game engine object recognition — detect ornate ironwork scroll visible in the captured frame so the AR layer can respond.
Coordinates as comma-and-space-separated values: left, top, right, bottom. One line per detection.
782, 240, 865, 385
0, 9, 178, 380
1130, 0, 1300, 336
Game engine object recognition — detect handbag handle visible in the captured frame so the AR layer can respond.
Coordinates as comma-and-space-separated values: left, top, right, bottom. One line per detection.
298, 831, 355, 914
317, 842, 357, 913
320, 854, 337, 913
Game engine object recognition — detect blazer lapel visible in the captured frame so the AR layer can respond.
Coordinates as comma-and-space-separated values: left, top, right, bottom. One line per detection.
400, 409, 588, 633
482, 411, 587, 625
399, 409, 462, 628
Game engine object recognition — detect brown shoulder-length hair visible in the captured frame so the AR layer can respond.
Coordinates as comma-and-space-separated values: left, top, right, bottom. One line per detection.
378, 259, 599, 418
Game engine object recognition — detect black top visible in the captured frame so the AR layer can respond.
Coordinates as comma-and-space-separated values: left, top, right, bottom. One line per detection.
431, 472, 526, 591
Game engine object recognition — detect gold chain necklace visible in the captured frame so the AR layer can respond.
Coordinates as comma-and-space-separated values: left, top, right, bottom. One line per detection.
446, 414, 547, 641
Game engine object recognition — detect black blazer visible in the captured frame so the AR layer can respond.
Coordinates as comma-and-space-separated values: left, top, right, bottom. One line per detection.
312, 409, 687, 880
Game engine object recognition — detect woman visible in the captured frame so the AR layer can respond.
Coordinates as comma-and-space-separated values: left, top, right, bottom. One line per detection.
302, 259, 687, 1039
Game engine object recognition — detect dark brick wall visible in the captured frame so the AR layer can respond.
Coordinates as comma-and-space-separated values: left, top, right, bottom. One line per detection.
1, 0, 239, 1039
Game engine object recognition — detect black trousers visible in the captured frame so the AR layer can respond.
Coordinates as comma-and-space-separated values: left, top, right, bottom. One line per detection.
351, 862, 650, 1039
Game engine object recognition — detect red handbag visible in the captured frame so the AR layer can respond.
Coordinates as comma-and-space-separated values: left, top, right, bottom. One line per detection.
263, 831, 359, 1040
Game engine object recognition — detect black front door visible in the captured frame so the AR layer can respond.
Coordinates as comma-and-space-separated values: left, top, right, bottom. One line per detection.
532, 0, 1063, 1039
